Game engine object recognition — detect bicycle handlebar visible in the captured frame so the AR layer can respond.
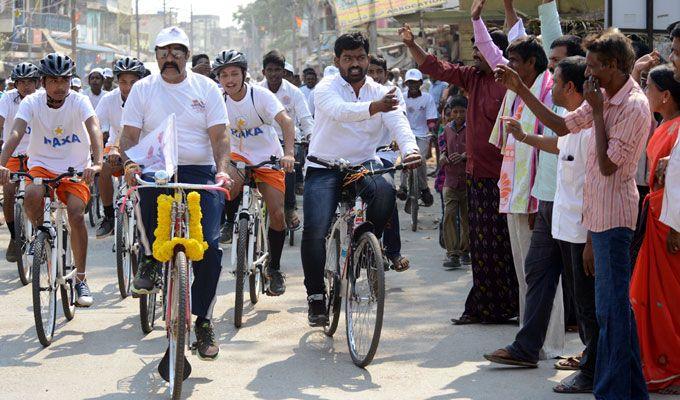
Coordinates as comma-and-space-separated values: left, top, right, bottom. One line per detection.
10, 168, 85, 184
307, 155, 419, 176
230, 155, 281, 171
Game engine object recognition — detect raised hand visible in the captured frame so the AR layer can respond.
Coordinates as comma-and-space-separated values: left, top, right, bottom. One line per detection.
399, 23, 415, 47
494, 64, 524, 92
471, 0, 487, 20
634, 49, 661, 75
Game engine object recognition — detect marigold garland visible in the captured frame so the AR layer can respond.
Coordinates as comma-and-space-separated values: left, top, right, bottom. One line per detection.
152, 192, 209, 262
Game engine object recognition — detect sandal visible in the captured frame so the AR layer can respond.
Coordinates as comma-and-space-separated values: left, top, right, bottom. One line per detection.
484, 349, 538, 368
554, 356, 581, 370
451, 315, 481, 325
285, 210, 301, 231
553, 372, 593, 394
390, 255, 410, 272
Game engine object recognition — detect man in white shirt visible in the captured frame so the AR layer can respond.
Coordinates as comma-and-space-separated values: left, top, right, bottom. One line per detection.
260, 50, 314, 231
300, 67, 318, 112
302, 32, 421, 326
398, 68, 438, 207
83, 68, 107, 110
120, 27, 231, 363
0, 53, 104, 307
215, 49, 296, 297
93, 56, 146, 238
102, 67, 114, 91
0, 62, 40, 262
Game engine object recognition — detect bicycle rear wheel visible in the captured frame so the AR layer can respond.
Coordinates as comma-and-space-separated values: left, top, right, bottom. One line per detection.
234, 217, 248, 328
346, 231, 385, 367
116, 211, 137, 298
324, 228, 342, 337
15, 203, 32, 286
249, 214, 263, 304
88, 182, 102, 227
140, 292, 159, 334
168, 251, 188, 400
60, 230, 76, 321
32, 231, 57, 347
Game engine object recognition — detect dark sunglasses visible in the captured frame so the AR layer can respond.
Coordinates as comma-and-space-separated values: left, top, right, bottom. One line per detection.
156, 48, 186, 59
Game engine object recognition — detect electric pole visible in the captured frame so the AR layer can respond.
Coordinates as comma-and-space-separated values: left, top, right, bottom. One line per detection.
70, 0, 77, 65
135, 0, 140, 58
163, 0, 167, 26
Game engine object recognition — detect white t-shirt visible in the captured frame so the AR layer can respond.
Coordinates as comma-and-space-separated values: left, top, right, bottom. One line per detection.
0, 89, 31, 156
83, 87, 107, 110
404, 92, 438, 138
376, 86, 406, 165
96, 88, 124, 148
122, 72, 229, 166
224, 84, 284, 165
259, 79, 313, 140
16, 90, 95, 173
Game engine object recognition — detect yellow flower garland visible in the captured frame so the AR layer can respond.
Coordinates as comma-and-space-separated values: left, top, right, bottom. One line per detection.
152, 192, 209, 262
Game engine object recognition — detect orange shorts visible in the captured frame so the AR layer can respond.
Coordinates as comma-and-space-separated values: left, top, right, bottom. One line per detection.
231, 153, 285, 193
103, 147, 123, 178
6, 156, 28, 173
28, 166, 91, 206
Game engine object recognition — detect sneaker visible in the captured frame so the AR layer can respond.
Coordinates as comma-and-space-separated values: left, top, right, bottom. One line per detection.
421, 189, 434, 207
307, 294, 329, 327
194, 320, 219, 360
396, 186, 408, 201
132, 256, 162, 295
6, 238, 20, 263
75, 280, 94, 307
443, 256, 461, 270
96, 216, 115, 238
265, 266, 286, 296
460, 254, 471, 265
219, 222, 233, 244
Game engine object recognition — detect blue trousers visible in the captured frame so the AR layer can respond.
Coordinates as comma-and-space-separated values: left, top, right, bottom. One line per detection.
591, 228, 648, 400
139, 165, 225, 319
380, 158, 401, 259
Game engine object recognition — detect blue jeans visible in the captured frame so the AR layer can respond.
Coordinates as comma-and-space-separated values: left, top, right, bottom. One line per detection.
301, 162, 395, 296
591, 228, 648, 400
380, 158, 401, 259
139, 165, 225, 319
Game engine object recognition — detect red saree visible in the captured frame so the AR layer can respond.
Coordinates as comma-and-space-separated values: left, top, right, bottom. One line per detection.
631, 116, 680, 391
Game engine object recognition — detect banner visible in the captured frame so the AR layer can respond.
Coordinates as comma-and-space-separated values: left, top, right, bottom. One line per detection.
125, 113, 178, 177
334, 0, 447, 29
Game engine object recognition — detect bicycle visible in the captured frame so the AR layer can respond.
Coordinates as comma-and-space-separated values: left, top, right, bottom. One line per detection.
130, 171, 228, 400
228, 156, 279, 328
86, 178, 103, 228
403, 132, 436, 232
114, 177, 140, 299
309, 155, 413, 367
289, 138, 309, 246
11, 168, 84, 347
11, 155, 34, 285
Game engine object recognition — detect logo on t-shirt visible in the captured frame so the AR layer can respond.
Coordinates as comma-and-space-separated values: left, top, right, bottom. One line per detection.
230, 116, 263, 138
43, 125, 82, 148
54, 126, 64, 136
190, 99, 206, 112
282, 95, 291, 105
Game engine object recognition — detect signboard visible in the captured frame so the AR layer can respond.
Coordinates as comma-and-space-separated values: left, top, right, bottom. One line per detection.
335, 0, 447, 29
607, 0, 680, 31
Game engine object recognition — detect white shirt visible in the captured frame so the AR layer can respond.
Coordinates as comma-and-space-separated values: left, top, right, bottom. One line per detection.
552, 126, 592, 244
660, 133, 680, 232
16, 90, 95, 173
300, 84, 314, 114
0, 89, 31, 156
224, 84, 285, 165
122, 72, 228, 166
83, 87, 108, 110
404, 92, 438, 138
309, 74, 418, 167
260, 79, 313, 140
376, 86, 406, 165
96, 88, 124, 148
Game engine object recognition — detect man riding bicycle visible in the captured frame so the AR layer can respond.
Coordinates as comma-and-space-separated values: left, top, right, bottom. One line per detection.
120, 26, 231, 360
214, 49, 296, 297
0, 53, 104, 307
0, 62, 40, 261
94, 56, 146, 238
302, 32, 421, 326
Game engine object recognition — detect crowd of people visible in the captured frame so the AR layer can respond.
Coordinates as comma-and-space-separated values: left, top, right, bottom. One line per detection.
0, 0, 679, 397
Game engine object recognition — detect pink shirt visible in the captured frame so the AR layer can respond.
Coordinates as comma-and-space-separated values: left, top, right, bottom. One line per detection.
564, 77, 652, 232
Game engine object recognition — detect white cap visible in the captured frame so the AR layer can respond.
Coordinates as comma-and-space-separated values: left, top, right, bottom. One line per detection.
7, 77, 13, 84
155, 26, 190, 49
88, 67, 104, 78
103, 68, 113, 78
284, 62, 295, 74
323, 65, 339, 77
404, 68, 423, 82
71, 77, 82, 87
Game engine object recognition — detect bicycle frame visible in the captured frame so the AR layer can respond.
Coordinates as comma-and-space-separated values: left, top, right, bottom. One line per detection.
229, 164, 268, 273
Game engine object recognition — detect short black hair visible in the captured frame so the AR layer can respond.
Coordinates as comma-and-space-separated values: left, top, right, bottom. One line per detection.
670, 22, 680, 39
583, 28, 636, 74
472, 28, 509, 56
446, 95, 468, 110
369, 54, 387, 71
334, 32, 369, 57
191, 53, 209, 67
262, 50, 286, 69
550, 35, 585, 57
555, 56, 587, 94
648, 64, 680, 106
628, 34, 651, 60
302, 67, 316, 76
507, 35, 548, 74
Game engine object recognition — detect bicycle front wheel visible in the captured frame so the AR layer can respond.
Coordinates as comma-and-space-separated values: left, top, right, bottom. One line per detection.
249, 214, 263, 305
32, 231, 57, 347
346, 231, 385, 367
234, 218, 248, 328
324, 228, 342, 337
169, 251, 188, 400
15, 203, 31, 285
88, 182, 102, 227
116, 211, 136, 298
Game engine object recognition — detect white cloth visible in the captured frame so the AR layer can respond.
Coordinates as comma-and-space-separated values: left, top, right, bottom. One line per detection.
308, 74, 418, 167
0, 89, 31, 156
660, 134, 680, 232
83, 87, 108, 110
122, 71, 228, 166
376, 86, 406, 165
224, 84, 284, 165
16, 90, 95, 173
96, 88, 124, 148
300, 84, 314, 111
404, 92, 438, 138
260, 79, 313, 140
552, 127, 592, 244
125, 114, 177, 177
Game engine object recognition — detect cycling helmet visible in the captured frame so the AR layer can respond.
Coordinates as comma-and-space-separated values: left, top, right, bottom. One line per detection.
11, 62, 40, 80
38, 53, 75, 77
212, 50, 248, 75
113, 56, 146, 78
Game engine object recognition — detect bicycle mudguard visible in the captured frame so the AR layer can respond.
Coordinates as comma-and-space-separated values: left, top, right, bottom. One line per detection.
352, 221, 375, 243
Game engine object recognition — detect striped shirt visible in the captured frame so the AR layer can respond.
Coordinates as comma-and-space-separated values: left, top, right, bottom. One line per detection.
564, 77, 651, 233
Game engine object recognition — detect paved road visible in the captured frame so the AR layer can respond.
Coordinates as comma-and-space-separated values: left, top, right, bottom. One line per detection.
0, 193, 661, 400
